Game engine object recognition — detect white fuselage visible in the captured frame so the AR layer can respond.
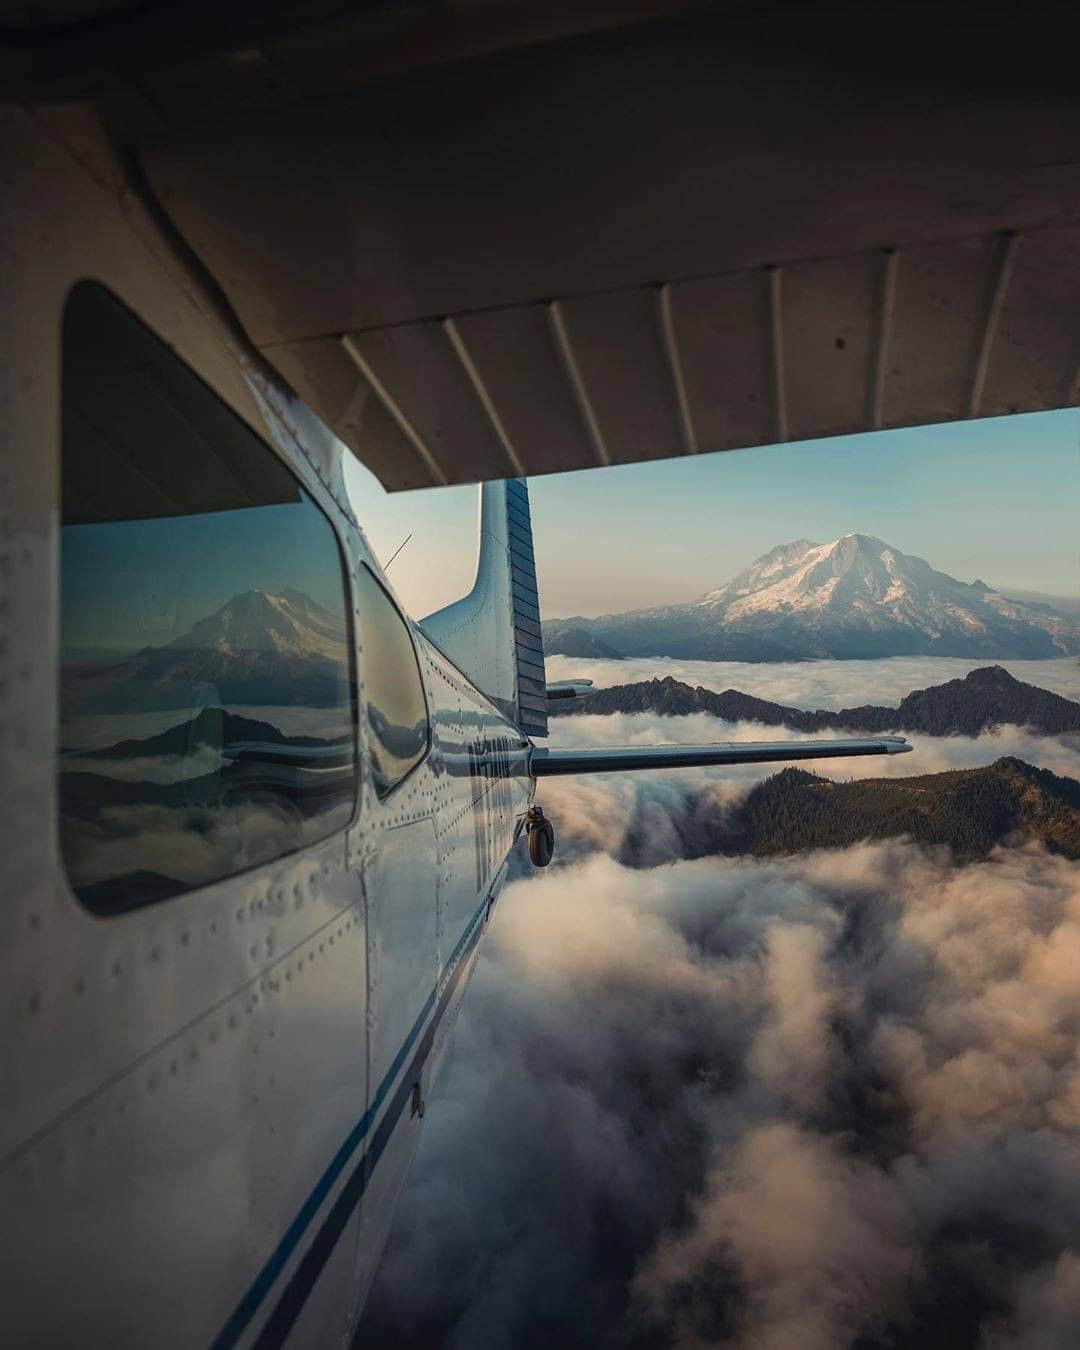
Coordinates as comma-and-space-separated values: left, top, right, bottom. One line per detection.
1, 104, 532, 1348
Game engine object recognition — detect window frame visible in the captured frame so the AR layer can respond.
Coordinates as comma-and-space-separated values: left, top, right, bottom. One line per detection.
356, 561, 432, 801
57, 278, 361, 916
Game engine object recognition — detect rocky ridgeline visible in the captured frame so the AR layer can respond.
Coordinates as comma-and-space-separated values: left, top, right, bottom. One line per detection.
551, 666, 1080, 737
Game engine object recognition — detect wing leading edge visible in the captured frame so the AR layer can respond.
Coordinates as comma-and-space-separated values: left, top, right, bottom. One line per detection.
530, 737, 912, 776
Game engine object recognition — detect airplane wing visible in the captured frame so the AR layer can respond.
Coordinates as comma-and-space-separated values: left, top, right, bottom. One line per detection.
71, 5, 1078, 495
531, 737, 911, 776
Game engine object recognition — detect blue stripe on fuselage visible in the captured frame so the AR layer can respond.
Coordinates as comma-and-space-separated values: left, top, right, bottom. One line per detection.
212, 889, 494, 1349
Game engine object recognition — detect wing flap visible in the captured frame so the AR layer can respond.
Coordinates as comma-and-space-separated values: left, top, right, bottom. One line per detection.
531, 737, 911, 776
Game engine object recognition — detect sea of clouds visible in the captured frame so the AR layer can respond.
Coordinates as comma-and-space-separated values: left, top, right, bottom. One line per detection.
361, 658, 1080, 1349
544, 654, 1080, 709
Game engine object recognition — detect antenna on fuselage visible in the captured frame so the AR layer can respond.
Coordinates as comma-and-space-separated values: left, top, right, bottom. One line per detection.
384, 532, 412, 571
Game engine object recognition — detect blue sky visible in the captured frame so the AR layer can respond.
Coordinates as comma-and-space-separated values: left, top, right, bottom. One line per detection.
347, 410, 1080, 619
62, 497, 346, 651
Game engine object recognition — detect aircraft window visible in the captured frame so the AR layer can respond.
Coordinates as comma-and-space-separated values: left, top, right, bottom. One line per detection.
59, 281, 357, 916
354, 565, 430, 797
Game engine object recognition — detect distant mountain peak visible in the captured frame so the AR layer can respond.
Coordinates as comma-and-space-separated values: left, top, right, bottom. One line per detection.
699, 536, 1080, 654
168, 588, 345, 659
64, 587, 351, 716
544, 535, 1080, 661
831, 530, 886, 548
762, 536, 821, 557
963, 663, 1015, 685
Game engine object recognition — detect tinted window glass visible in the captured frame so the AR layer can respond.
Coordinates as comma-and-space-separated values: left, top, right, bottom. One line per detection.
355, 566, 429, 797
59, 282, 356, 915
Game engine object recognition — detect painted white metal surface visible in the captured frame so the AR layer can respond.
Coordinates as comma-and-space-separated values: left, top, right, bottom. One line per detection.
0, 104, 533, 1349
127, 11, 1080, 489
421, 481, 526, 721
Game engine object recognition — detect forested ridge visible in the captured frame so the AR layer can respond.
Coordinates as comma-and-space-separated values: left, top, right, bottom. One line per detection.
729, 757, 1080, 859
602, 758, 1080, 867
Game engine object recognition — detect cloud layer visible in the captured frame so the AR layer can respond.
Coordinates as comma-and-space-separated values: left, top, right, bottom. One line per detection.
363, 837, 1080, 1349
361, 658, 1080, 1349
545, 654, 1080, 709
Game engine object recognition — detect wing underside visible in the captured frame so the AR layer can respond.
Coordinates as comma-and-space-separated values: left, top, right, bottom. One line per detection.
531, 738, 911, 776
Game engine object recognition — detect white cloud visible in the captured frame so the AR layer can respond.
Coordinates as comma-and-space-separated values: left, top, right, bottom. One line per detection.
66, 747, 227, 783
61, 799, 347, 890
363, 793, 1080, 1348
545, 654, 1080, 708
635, 1121, 918, 1350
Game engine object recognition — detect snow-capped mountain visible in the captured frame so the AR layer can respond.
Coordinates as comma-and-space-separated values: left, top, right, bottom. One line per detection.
65, 590, 350, 712
169, 589, 347, 663
544, 535, 1080, 660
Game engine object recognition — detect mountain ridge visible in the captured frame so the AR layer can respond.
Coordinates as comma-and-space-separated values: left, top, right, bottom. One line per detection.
600, 757, 1080, 867
544, 535, 1080, 660
716, 756, 1080, 861
64, 589, 350, 714
550, 665, 1080, 737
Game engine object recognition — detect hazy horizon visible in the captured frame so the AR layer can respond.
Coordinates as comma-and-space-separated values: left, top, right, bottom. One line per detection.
345, 408, 1079, 622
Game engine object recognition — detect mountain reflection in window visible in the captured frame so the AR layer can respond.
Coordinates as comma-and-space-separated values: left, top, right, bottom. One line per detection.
59, 282, 357, 915
354, 566, 430, 797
